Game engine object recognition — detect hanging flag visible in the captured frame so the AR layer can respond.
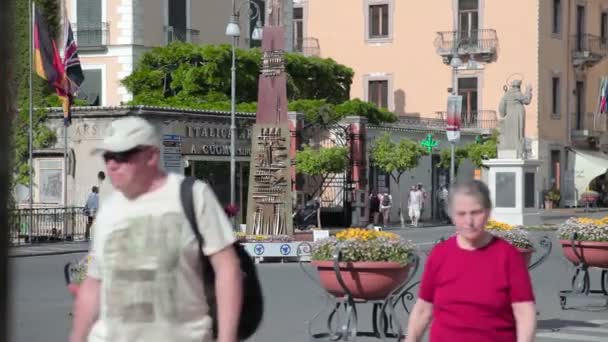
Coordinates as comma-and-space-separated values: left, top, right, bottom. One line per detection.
62, 11, 84, 125
602, 77, 608, 114
34, 6, 70, 125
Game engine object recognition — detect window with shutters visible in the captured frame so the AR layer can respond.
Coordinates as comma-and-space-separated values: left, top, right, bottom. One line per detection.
293, 7, 304, 52
78, 69, 102, 106
364, 1, 393, 43
368, 80, 388, 108
552, 76, 561, 117
76, 0, 104, 47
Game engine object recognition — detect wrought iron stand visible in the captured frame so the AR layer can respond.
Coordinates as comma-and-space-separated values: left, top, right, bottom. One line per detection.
298, 244, 420, 342
559, 233, 608, 309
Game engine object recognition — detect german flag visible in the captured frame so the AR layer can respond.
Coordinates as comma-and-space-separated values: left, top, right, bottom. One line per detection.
34, 7, 71, 125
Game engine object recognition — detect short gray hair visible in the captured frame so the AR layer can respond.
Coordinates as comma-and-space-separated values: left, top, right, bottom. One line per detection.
448, 180, 492, 213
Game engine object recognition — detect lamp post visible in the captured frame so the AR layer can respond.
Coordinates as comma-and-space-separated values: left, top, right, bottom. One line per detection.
225, 1, 263, 215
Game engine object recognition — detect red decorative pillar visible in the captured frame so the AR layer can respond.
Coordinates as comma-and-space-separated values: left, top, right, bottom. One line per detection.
341, 116, 368, 226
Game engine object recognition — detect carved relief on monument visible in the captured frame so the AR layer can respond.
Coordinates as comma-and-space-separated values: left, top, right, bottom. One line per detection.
248, 125, 292, 235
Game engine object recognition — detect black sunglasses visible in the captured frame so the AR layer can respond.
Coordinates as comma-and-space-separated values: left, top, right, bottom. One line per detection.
103, 147, 144, 163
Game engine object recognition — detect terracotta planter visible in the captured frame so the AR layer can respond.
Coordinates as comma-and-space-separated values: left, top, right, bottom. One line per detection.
293, 231, 314, 241
560, 240, 608, 268
517, 248, 535, 266
312, 261, 410, 300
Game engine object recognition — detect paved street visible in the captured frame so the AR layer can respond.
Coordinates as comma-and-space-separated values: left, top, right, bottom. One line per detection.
8, 223, 608, 341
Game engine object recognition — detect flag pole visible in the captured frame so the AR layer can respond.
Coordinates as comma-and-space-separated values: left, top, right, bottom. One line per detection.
28, 0, 34, 244
62, 3, 69, 238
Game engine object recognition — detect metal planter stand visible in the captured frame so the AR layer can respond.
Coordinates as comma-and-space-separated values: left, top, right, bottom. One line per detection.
298, 243, 420, 341
559, 233, 608, 309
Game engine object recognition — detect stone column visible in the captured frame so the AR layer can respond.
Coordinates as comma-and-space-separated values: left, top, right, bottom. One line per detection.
288, 111, 304, 195
341, 116, 368, 226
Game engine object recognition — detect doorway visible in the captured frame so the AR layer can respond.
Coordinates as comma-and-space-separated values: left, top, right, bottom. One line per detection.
458, 0, 479, 45
186, 160, 250, 224
458, 77, 478, 125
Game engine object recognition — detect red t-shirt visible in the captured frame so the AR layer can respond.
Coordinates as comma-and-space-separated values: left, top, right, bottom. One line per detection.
418, 236, 535, 342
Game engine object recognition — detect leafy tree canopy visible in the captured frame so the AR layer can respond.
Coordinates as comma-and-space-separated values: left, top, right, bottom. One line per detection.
370, 133, 427, 182
295, 145, 348, 177
123, 43, 397, 125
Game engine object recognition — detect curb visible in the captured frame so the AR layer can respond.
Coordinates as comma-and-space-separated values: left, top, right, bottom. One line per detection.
9, 249, 89, 258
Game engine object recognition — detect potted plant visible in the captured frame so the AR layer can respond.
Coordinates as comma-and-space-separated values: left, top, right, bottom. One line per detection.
557, 216, 608, 267
485, 220, 535, 265
546, 188, 561, 208
311, 228, 415, 300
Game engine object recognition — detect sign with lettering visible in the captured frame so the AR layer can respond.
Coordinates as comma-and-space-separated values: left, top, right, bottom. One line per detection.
162, 134, 183, 173
181, 122, 253, 156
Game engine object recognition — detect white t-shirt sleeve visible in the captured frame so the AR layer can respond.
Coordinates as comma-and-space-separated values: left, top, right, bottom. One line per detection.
194, 181, 237, 256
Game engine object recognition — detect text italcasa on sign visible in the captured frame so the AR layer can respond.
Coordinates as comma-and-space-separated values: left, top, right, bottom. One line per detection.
181, 122, 253, 156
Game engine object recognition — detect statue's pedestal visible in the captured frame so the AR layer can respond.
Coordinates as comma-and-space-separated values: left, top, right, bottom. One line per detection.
482, 158, 542, 226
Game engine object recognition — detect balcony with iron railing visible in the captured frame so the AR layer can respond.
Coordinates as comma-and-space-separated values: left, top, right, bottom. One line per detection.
294, 37, 320, 57
394, 110, 497, 132
73, 22, 109, 51
571, 111, 608, 142
164, 26, 200, 45
435, 29, 498, 64
571, 34, 608, 68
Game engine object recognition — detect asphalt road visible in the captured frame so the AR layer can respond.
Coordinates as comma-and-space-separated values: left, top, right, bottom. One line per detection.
9, 225, 608, 342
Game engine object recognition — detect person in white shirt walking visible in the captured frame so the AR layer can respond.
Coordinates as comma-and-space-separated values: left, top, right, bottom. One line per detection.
69, 117, 244, 342
408, 185, 424, 227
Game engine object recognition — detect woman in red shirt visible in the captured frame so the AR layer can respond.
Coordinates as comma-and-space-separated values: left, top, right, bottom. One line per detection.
405, 180, 536, 342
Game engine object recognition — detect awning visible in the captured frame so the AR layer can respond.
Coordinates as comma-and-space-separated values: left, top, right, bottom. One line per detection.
573, 149, 608, 198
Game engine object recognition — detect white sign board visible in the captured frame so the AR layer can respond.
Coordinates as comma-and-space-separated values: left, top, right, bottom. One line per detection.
162, 134, 183, 174
241, 242, 312, 259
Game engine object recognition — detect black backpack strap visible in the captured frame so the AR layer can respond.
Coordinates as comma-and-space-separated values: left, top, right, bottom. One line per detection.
180, 176, 204, 252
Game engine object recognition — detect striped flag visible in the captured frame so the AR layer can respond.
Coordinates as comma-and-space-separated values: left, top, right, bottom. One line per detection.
34, 6, 71, 125
62, 14, 84, 125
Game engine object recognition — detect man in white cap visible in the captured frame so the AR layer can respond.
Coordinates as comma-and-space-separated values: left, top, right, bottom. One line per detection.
69, 116, 243, 342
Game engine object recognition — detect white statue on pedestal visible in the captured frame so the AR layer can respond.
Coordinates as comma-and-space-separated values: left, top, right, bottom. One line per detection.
498, 79, 533, 159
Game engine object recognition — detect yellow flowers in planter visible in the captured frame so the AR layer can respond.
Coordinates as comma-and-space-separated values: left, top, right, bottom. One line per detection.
314, 228, 414, 265
335, 228, 399, 241
485, 220, 533, 249
485, 220, 513, 231
558, 216, 608, 242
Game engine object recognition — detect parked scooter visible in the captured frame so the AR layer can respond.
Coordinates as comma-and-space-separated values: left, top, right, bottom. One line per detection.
293, 198, 320, 230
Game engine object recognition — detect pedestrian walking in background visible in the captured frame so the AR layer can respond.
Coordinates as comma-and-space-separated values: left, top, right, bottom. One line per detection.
379, 192, 392, 227
436, 185, 449, 224
83, 186, 99, 241
405, 180, 536, 342
69, 117, 247, 342
369, 190, 380, 226
408, 185, 423, 227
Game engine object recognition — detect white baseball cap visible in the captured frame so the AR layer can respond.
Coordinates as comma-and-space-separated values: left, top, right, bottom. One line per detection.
92, 116, 160, 154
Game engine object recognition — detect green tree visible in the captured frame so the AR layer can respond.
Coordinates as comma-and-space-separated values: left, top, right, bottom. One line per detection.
12, 0, 60, 187
466, 130, 499, 168
295, 145, 348, 228
370, 133, 427, 228
123, 43, 354, 104
437, 147, 469, 173
122, 43, 397, 124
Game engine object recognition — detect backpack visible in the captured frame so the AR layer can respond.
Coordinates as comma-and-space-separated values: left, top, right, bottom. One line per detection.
381, 194, 391, 206
180, 177, 264, 340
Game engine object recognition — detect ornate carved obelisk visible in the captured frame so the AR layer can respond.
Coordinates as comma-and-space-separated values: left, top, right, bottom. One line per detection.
246, 11, 292, 235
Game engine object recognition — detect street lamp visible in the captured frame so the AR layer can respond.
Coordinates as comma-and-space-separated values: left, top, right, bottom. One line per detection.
448, 54, 462, 186
225, 0, 263, 219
